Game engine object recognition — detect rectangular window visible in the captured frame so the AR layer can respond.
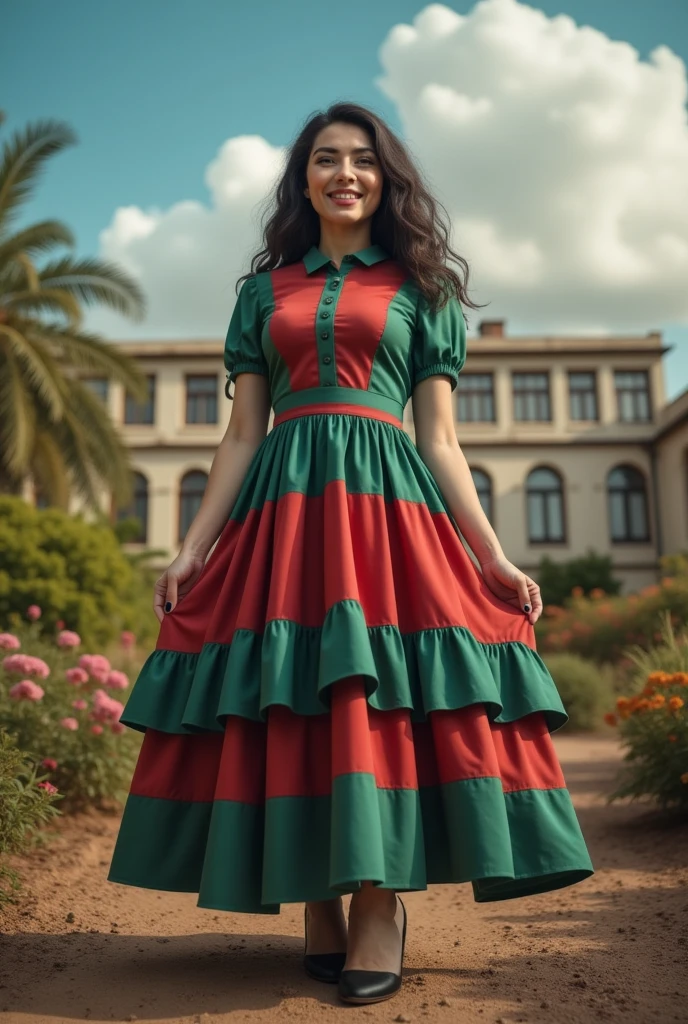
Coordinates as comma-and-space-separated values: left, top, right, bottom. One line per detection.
124, 375, 156, 425
512, 372, 551, 422
185, 374, 218, 425
82, 377, 109, 403
568, 371, 598, 421
615, 370, 651, 422
457, 373, 495, 422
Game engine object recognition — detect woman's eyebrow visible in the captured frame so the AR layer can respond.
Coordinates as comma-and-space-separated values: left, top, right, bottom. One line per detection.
312, 146, 376, 156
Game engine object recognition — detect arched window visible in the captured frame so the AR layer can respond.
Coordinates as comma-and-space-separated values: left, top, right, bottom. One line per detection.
117, 471, 149, 543
179, 470, 208, 543
607, 465, 649, 542
526, 467, 565, 543
470, 467, 493, 525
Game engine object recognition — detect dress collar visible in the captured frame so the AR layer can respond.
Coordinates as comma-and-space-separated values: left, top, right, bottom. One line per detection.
302, 244, 390, 274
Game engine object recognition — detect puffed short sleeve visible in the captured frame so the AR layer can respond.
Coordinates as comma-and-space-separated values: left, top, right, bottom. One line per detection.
412, 291, 467, 392
223, 275, 269, 394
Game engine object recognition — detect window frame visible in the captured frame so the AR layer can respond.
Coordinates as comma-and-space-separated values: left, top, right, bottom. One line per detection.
607, 464, 651, 544
512, 371, 552, 422
185, 373, 219, 425
115, 471, 149, 544
567, 369, 599, 422
470, 466, 494, 527
457, 372, 496, 423
614, 369, 652, 423
124, 374, 156, 425
526, 465, 567, 545
178, 469, 209, 544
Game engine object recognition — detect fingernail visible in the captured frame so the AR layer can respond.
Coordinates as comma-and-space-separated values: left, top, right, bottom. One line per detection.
165, 602, 172, 613
523, 604, 531, 613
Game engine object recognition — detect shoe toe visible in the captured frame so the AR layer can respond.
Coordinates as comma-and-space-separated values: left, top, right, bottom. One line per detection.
303, 952, 346, 984
338, 968, 401, 1003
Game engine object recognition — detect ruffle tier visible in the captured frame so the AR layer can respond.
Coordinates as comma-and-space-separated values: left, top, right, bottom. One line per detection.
108, 411, 594, 909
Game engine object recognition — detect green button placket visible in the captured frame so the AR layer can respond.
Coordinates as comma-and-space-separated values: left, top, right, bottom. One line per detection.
315, 256, 354, 387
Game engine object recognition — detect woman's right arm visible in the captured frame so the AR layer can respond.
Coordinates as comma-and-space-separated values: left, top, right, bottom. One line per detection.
153, 372, 271, 621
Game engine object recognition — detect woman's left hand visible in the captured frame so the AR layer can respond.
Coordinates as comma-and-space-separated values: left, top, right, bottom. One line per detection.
479, 555, 542, 625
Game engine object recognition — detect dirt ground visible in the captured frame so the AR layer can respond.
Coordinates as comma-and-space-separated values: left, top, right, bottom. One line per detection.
1, 732, 687, 1024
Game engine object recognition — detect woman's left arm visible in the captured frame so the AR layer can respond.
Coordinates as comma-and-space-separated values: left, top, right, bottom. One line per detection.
411, 375, 542, 625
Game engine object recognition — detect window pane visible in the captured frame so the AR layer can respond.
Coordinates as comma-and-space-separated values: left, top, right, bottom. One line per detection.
545, 492, 564, 541
528, 494, 546, 541
179, 472, 208, 541
528, 468, 560, 490
513, 373, 550, 421
83, 377, 109, 402
186, 375, 218, 424
628, 493, 647, 539
125, 376, 155, 424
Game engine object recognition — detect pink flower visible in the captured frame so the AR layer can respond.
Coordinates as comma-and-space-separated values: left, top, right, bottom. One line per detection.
72, 698, 88, 710
110, 722, 126, 735
27, 605, 42, 621
40, 758, 58, 771
57, 630, 81, 648
65, 666, 89, 686
91, 689, 124, 724
90, 724, 104, 736
60, 717, 79, 731
9, 679, 45, 701
37, 781, 58, 795
105, 670, 129, 690
2, 654, 50, 678
78, 653, 111, 683
120, 630, 136, 650
0, 633, 21, 650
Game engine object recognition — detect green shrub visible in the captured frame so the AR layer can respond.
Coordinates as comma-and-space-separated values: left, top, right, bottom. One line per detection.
605, 615, 688, 812
0, 728, 61, 906
0, 621, 142, 811
537, 549, 622, 607
542, 652, 615, 731
0, 496, 158, 649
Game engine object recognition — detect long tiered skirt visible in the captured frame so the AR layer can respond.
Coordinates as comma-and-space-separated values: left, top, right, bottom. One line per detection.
107, 390, 594, 913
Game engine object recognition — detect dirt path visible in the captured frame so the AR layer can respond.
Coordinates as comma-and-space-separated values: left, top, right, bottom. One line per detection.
1, 733, 687, 1024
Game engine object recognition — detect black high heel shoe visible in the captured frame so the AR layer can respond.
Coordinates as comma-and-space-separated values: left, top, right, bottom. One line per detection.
338, 895, 407, 1005
303, 905, 347, 984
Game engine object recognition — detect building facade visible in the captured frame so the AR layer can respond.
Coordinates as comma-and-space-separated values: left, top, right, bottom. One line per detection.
66, 321, 688, 591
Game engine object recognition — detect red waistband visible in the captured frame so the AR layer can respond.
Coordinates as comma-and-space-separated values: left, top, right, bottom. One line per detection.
273, 402, 404, 428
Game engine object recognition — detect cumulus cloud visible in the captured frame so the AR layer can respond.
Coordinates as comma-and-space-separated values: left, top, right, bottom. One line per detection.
86, 0, 688, 341
86, 136, 285, 339
377, 0, 688, 332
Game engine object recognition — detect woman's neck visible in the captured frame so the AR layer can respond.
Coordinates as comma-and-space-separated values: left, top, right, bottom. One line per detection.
317, 222, 372, 269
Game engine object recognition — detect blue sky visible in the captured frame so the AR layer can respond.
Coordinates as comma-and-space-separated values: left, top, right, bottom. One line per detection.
3, 0, 688, 397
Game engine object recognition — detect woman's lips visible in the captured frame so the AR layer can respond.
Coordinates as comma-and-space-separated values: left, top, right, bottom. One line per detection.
327, 193, 362, 206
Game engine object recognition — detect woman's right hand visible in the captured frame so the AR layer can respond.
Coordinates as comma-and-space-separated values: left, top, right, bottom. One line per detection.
153, 549, 207, 623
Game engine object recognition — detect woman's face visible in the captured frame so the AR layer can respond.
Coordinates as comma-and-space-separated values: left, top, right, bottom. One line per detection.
305, 121, 384, 228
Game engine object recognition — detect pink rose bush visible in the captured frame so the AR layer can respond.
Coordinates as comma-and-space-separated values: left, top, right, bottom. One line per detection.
2, 627, 137, 809
9, 679, 45, 701
65, 667, 89, 686
2, 654, 50, 679
27, 605, 42, 621
78, 653, 111, 683
57, 630, 81, 648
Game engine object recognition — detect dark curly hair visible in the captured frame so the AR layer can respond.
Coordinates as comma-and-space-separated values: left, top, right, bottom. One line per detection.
237, 101, 484, 316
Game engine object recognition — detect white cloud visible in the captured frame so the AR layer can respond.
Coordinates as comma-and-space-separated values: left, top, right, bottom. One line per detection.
86, 136, 285, 340
86, 0, 688, 343
374, 0, 688, 332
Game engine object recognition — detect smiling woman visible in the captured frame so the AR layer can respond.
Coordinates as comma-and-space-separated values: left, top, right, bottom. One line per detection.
107, 101, 594, 1008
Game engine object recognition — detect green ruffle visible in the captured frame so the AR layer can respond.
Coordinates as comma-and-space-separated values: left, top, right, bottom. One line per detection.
120, 598, 568, 735
107, 773, 593, 912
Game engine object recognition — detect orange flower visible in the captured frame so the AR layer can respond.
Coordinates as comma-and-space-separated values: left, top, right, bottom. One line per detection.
571, 586, 584, 598
590, 587, 605, 600
669, 672, 688, 686
603, 712, 617, 727
668, 735, 677, 742
647, 671, 670, 686
680, 772, 688, 785
650, 695, 666, 709
639, 584, 660, 598
668, 696, 684, 711
634, 698, 651, 713
616, 697, 630, 710
661, 577, 674, 588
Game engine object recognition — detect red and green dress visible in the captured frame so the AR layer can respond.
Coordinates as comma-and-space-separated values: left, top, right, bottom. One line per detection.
107, 243, 594, 912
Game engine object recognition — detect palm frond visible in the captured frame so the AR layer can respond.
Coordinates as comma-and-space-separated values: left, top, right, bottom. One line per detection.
6, 287, 84, 327
27, 321, 149, 399
0, 322, 65, 418
0, 351, 37, 472
0, 220, 74, 265
34, 255, 146, 320
0, 119, 77, 233
29, 430, 71, 509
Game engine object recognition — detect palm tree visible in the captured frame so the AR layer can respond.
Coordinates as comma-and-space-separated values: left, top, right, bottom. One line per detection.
0, 111, 149, 510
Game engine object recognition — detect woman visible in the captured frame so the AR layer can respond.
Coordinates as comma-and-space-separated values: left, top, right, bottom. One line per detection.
108, 101, 594, 1006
